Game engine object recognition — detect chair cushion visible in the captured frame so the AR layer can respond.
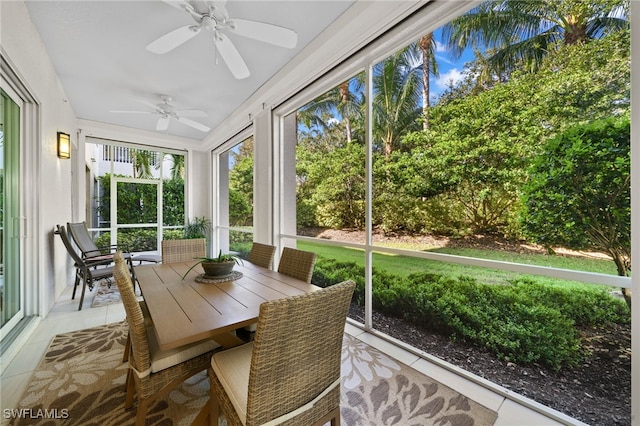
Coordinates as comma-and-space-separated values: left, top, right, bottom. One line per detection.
146, 326, 219, 373
211, 342, 253, 425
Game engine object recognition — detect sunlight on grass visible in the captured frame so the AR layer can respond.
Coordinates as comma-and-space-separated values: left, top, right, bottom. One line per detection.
299, 240, 618, 291
431, 247, 617, 275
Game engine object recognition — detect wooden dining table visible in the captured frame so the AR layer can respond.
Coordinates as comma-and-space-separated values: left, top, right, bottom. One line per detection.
134, 259, 320, 351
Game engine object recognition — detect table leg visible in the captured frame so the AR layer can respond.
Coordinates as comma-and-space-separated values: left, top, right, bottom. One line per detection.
212, 331, 245, 349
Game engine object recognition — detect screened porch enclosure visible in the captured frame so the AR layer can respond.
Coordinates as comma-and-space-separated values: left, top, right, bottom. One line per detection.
84, 140, 187, 256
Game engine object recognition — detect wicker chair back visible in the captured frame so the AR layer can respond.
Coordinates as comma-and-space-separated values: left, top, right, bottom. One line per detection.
277, 247, 317, 283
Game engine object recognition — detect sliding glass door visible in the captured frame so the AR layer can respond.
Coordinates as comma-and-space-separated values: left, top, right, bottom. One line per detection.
0, 90, 23, 337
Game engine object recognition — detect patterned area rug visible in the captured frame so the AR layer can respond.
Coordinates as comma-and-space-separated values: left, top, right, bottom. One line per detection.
341, 334, 497, 426
11, 323, 497, 425
91, 280, 140, 308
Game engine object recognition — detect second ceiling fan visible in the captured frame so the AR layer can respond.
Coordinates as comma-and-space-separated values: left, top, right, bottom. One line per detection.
147, 0, 298, 79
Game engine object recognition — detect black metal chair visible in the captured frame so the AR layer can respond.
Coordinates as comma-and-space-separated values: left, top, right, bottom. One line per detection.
56, 224, 135, 310
67, 221, 119, 263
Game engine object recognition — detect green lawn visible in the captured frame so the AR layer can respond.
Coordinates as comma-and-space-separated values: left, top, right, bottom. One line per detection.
299, 240, 618, 290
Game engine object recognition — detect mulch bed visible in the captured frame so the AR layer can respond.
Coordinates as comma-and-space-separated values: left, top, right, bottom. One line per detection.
303, 228, 631, 425
348, 305, 631, 426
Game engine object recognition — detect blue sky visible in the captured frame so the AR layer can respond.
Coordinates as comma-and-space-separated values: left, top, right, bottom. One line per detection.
294, 26, 481, 133
429, 27, 477, 100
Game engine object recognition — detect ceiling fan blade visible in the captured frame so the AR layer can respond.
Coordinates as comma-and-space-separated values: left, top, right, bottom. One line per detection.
146, 25, 200, 54
130, 97, 162, 111
156, 117, 170, 131
230, 19, 297, 49
210, 0, 229, 20
176, 109, 207, 118
177, 117, 211, 132
214, 33, 250, 79
161, 0, 193, 11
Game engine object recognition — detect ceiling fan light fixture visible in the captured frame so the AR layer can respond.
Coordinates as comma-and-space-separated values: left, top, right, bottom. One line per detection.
201, 15, 216, 32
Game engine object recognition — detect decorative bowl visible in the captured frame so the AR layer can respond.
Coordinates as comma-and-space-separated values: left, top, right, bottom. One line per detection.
201, 260, 235, 277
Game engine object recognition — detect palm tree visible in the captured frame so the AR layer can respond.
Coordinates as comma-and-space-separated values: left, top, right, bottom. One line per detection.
163, 153, 184, 180
418, 32, 439, 130
442, 0, 628, 84
130, 149, 154, 179
297, 75, 364, 143
372, 45, 422, 159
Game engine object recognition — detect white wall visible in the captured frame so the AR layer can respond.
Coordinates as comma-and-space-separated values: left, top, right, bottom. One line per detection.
1, 1, 215, 314
1, 0, 78, 313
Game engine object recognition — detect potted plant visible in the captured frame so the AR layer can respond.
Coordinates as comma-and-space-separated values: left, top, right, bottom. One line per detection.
184, 216, 212, 239
182, 250, 243, 279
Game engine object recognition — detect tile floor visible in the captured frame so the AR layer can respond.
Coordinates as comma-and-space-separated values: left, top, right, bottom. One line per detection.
1, 285, 587, 426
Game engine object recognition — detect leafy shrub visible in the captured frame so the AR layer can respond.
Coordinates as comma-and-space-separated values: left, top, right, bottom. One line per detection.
232, 244, 252, 259
312, 258, 628, 370
163, 229, 186, 240
505, 279, 630, 326
94, 228, 187, 252
521, 116, 630, 279
313, 259, 366, 304
96, 175, 185, 226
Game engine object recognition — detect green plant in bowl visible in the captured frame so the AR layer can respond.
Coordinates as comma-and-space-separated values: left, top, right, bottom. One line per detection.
182, 250, 243, 279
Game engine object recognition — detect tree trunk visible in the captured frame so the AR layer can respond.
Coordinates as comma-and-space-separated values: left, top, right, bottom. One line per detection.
339, 82, 352, 143
612, 252, 631, 309
564, 17, 588, 45
419, 33, 433, 131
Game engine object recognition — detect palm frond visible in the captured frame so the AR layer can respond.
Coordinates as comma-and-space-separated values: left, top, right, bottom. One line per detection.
586, 16, 629, 39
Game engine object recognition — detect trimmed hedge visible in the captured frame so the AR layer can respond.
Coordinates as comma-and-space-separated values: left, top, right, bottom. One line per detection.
312, 259, 629, 371
94, 228, 186, 252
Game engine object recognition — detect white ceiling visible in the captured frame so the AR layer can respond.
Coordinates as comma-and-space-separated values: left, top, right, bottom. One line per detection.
24, 0, 355, 142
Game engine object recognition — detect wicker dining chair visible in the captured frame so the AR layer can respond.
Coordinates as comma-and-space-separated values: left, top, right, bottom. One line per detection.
122, 299, 152, 363
161, 238, 206, 263
277, 247, 317, 283
208, 279, 355, 426
241, 243, 277, 334
113, 251, 218, 426
247, 242, 276, 269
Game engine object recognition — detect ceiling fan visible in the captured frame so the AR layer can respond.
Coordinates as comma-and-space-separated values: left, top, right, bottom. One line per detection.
110, 95, 211, 132
146, 0, 298, 79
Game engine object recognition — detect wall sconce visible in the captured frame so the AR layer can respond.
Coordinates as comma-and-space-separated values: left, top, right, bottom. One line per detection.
57, 132, 70, 159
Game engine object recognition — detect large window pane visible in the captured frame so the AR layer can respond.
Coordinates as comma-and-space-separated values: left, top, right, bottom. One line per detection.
162, 153, 185, 232
218, 136, 254, 253
228, 137, 253, 228
291, 73, 366, 244
365, 5, 630, 425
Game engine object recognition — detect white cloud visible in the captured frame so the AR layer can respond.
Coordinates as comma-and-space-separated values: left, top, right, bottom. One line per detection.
434, 40, 448, 53
435, 68, 466, 90
435, 53, 457, 67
